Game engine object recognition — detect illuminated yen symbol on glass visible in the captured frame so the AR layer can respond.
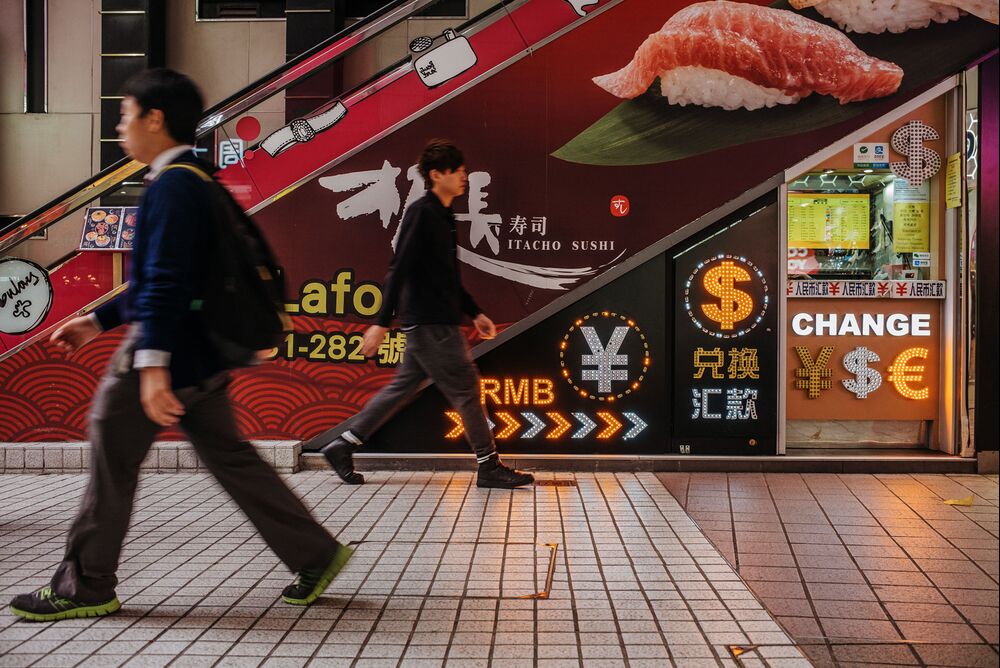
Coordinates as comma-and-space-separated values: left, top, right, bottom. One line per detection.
580, 327, 630, 393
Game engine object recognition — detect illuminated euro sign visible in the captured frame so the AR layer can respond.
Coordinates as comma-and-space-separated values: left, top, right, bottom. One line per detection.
888, 348, 929, 399
701, 260, 753, 331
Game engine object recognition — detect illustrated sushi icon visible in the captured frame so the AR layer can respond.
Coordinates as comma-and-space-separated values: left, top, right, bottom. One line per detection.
790, 0, 997, 33
593, 0, 904, 111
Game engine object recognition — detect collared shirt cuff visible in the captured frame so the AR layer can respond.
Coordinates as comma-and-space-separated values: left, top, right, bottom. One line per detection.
133, 349, 171, 368
88, 312, 104, 332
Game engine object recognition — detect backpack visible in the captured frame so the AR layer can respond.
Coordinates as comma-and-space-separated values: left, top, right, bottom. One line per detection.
159, 162, 290, 368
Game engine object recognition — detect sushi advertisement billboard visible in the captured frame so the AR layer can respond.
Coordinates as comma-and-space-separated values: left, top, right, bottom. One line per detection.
0, 0, 995, 446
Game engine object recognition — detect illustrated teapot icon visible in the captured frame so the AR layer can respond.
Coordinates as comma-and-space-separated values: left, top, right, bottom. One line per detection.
410, 29, 477, 89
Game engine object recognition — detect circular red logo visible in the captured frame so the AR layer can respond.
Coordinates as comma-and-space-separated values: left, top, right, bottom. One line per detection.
610, 195, 630, 217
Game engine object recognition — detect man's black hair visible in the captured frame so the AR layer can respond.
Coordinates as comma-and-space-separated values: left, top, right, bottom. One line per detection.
121, 68, 204, 145
418, 140, 464, 189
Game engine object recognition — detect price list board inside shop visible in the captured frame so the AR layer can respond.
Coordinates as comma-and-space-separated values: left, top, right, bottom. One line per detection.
672, 200, 780, 455
787, 193, 870, 250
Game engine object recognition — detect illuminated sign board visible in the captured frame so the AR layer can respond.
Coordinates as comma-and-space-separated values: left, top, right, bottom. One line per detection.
787, 300, 938, 420
672, 199, 780, 455
363, 197, 779, 457
444, 311, 654, 444
363, 259, 668, 456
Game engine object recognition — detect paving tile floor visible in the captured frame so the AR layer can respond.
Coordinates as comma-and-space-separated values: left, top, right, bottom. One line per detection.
657, 473, 1000, 668
0, 472, 809, 667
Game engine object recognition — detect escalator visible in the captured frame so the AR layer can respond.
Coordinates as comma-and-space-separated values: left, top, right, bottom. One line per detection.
0, 0, 604, 357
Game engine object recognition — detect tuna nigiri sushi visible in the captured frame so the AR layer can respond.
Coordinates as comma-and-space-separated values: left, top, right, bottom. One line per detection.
593, 1, 904, 111
790, 0, 998, 34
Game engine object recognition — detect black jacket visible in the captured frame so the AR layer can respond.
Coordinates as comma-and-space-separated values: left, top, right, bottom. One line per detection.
376, 191, 481, 327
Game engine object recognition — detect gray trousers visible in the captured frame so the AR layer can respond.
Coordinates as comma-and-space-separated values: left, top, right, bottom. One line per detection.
347, 324, 496, 461
52, 334, 340, 604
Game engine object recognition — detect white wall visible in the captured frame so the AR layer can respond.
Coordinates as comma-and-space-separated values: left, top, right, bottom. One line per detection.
0, 0, 101, 218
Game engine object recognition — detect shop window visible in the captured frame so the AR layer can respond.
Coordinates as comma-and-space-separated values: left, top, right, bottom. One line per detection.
787, 170, 937, 281
346, 0, 466, 17
198, 1, 287, 19
197, 0, 466, 20
24, 0, 46, 113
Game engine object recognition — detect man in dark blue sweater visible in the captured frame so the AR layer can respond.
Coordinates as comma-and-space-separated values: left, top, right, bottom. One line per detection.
9, 70, 351, 622
321, 140, 534, 490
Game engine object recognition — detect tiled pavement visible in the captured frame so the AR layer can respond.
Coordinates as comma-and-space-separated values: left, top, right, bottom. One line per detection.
657, 473, 1000, 668
0, 471, 808, 667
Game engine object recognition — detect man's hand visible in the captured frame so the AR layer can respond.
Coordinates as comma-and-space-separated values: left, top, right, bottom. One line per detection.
50, 316, 101, 354
139, 367, 185, 427
473, 313, 496, 340
362, 325, 388, 358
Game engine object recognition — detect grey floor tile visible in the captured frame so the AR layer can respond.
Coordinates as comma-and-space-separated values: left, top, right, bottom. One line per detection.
0, 471, 816, 666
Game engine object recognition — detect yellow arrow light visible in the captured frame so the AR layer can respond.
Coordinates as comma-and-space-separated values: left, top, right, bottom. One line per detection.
546, 412, 571, 439
495, 411, 521, 439
596, 411, 622, 439
445, 411, 464, 438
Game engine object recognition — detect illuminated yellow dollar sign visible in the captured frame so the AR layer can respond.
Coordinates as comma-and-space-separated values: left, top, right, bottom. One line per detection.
888, 347, 929, 399
701, 260, 753, 331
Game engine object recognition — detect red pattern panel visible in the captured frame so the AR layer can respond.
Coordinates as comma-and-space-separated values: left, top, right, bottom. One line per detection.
0, 331, 118, 441
0, 317, 499, 442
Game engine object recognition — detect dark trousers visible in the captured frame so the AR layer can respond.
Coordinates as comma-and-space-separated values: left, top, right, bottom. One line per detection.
52, 337, 339, 604
347, 324, 496, 461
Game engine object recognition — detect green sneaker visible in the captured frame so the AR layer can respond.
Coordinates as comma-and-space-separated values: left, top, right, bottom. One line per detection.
10, 586, 121, 622
282, 543, 354, 605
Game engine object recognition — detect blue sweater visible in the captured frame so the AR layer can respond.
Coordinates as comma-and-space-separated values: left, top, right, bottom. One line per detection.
94, 152, 226, 388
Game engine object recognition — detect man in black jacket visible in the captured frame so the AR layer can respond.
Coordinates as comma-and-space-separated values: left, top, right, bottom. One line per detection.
9, 69, 351, 622
322, 140, 534, 490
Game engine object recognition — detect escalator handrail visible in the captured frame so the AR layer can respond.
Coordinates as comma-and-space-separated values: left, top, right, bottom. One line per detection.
0, 0, 441, 251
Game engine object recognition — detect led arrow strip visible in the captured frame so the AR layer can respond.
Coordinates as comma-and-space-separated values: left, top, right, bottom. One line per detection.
622, 412, 647, 439
521, 412, 546, 439
445, 412, 495, 438
571, 413, 596, 439
448, 411, 645, 441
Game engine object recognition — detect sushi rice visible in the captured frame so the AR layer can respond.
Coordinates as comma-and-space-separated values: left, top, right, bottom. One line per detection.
804, 0, 961, 33
660, 66, 802, 110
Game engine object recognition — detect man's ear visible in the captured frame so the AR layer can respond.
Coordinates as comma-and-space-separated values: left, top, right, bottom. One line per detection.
144, 108, 166, 134
427, 168, 441, 184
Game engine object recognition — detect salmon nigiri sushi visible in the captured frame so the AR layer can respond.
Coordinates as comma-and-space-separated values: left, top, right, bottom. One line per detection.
790, 0, 998, 34
593, 1, 903, 111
